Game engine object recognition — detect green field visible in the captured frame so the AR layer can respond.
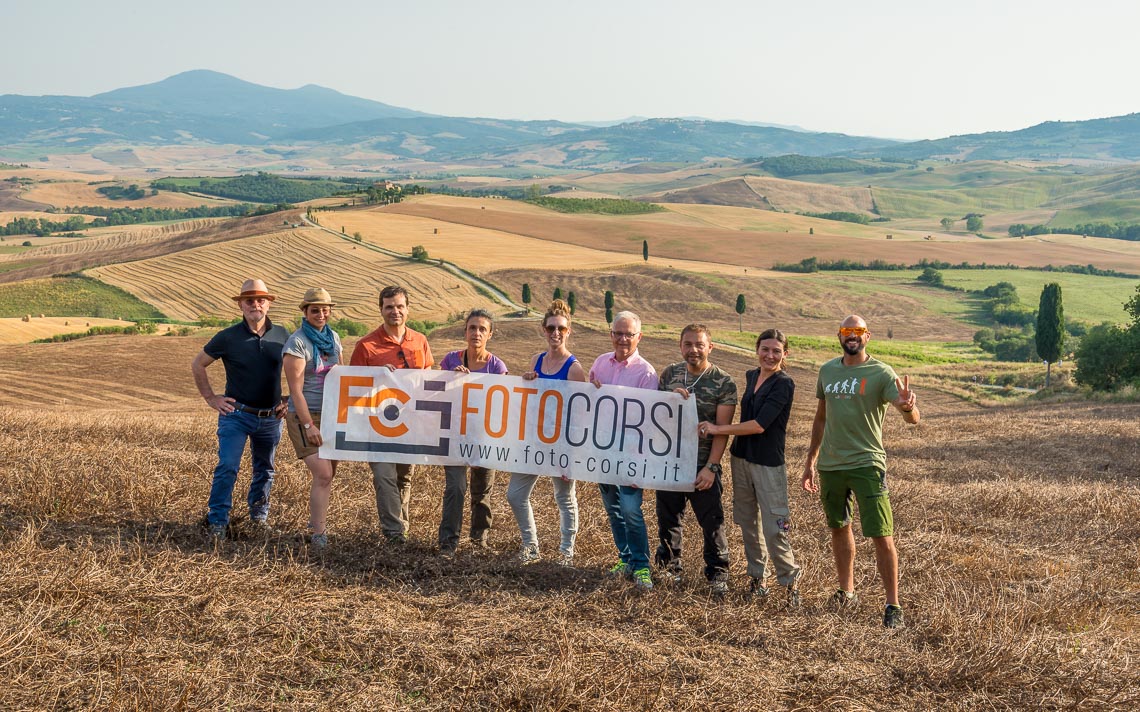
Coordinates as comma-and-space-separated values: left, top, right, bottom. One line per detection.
717, 330, 987, 367
0, 276, 165, 320
828, 269, 1136, 325
1050, 200, 1140, 227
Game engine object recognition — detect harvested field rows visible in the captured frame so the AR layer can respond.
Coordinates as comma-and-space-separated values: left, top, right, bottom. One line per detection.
386, 195, 1140, 274
0, 219, 219, 263
0, 316, 128, 344
21, 181, 239, 209
0, 334, 1136, 709
321, 207, 778, 277
88, 228, 489, 323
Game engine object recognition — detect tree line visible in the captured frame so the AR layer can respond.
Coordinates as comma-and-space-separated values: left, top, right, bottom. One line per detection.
1009, 221, 1140, 241
772, 256, 1137, 279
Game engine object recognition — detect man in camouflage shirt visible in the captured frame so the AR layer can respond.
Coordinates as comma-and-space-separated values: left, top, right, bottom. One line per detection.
655, 324, 738, 595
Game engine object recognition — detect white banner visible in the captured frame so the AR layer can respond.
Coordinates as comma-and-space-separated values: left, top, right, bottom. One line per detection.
319, 367, 699, 491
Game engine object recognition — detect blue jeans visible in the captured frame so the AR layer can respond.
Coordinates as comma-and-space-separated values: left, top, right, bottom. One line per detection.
207, 410, 282, 527
599, 483, 649, 571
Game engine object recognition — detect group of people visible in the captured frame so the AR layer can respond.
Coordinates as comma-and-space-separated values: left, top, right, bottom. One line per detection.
193, 278, 919, 628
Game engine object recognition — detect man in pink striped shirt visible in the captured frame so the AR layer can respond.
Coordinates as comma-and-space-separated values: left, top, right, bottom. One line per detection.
588, 311, 658, 590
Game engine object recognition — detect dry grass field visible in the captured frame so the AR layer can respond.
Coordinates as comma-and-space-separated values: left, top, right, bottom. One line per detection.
653, 176, 877, 216
0, 219, 220, 265
0, 316, 128, 344
0, 329, 1136, 710
20, 179, 237, 210
88, 227, 489, 324
384, 195, 1140, 274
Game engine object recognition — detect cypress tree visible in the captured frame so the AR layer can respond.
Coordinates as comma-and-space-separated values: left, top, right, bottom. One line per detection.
1036, 283, 1064, 387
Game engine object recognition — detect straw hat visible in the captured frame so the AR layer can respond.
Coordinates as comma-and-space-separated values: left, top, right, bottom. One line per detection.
231, 278, 277, 302
299, 287, 336, 310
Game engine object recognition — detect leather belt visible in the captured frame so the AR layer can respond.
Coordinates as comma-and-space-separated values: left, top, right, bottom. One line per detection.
234, 403, 276, 417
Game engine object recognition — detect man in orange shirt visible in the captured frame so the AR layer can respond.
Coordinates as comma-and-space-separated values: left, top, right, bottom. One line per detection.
350, 285, 435, 543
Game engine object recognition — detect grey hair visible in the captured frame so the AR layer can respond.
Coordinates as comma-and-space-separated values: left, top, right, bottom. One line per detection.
612, 310, 642, 332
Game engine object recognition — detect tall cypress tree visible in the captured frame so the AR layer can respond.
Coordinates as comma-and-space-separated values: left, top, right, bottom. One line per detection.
1036, 283, 1064, 387
735, 294, 746, 331
521, 283, 532, 313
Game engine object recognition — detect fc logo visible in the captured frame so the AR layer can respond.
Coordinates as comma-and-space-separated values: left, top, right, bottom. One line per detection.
335, 375, 452, 455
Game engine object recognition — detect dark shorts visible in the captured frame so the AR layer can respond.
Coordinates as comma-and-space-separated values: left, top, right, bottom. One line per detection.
819, 466, 894, 538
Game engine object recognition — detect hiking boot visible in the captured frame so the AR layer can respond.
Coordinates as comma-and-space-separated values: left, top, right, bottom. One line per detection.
632, 568, 654, 591
310, 532, 329, 550
831, 589, 858, 609
606, 561, 630, 579
747, 577, 770, 601
557, 552, 575, 568
883, 604, 905, 629
785, 570, 802, 608
518, 544, 540, 565
660, 561, 683, 585
709, 575, 729, 597
438, 546, 457, 561
207, 524, 227, 542
385, 533, 408, 546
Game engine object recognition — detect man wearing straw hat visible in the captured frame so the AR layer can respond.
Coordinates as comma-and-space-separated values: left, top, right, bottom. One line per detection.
191, 278, 290, 541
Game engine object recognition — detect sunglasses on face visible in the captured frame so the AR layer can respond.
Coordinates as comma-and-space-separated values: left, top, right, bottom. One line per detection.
544, 324, 569, 334
242, 297, 269, 306
839, 327, 868, 337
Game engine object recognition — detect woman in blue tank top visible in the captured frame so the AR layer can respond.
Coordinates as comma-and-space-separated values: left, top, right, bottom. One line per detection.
507, 298, 586, 566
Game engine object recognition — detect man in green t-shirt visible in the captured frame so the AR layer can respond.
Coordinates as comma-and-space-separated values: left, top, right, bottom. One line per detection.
802, 315, 919, 628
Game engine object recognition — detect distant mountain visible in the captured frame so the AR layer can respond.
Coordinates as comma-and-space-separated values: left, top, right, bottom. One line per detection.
495, 119, 899, 167
862, 114, 1140, 162
2, 72, 1138, 167
94, 70, 427, 132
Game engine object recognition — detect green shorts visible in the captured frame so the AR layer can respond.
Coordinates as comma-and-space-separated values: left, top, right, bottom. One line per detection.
819, 466, 894, 537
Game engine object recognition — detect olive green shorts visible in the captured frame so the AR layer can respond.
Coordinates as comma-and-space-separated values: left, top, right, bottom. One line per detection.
819, 466, 894, 537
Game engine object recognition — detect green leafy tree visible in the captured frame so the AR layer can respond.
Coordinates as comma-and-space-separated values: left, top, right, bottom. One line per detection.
966, 215, 983, 232
642, 239, 649, 261
917, 267, 944, 286
411, 245, 429, 261
567, 291, 577, 314
521, 283, 532, 313
1035, 283, 1064, 387
734, 294, 746, 331
526, 184, 542, 200
940, 217, 955, 230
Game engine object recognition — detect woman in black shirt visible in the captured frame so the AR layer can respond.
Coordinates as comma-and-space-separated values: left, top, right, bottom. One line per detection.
699, 328, 801, 604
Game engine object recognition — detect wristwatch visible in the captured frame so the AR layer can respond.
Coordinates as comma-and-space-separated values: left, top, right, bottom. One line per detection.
706, 463, 722, 476
302, 423, 313, 430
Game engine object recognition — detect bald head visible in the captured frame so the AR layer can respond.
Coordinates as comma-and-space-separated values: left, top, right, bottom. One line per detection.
841, 314, 868, 330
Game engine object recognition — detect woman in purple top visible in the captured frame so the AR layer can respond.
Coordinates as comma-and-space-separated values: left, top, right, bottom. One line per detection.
437, 309, 508, 557
508, 298, 586, 566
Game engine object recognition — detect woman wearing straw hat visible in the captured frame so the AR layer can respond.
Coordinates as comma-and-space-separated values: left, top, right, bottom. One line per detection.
283, 287, 343, 549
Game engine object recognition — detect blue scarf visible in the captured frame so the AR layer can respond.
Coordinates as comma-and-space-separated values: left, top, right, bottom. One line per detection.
302, 320, 337, 361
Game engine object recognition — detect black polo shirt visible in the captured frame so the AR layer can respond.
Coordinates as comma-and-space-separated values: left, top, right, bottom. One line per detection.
729, 368, 795, 467
203, 317, 289, 409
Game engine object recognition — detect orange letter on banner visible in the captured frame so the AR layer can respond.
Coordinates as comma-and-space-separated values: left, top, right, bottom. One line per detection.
513, 386, 538, 440
485, 385, 509, 438
339, 375, 376, 423
537, 390, 563, 444
337, 375, 409, 436
460, 382, 484, 435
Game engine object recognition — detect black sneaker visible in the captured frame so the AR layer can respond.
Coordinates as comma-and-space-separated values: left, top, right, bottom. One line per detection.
883, 604, 904, 629
709, 575, 729, 597
659, 561, 683, 585
747, 577, 770, 601
831, 589, 858, 609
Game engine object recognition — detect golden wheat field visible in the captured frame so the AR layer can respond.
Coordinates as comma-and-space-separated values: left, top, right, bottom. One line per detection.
20, 180, 237, 210
87, 226, 490, 324
0, 219, 220, 264
385, 195, 1140, 273
317, 207, 767, 277
0, 316, 128, 344
0, 328, 1137, 710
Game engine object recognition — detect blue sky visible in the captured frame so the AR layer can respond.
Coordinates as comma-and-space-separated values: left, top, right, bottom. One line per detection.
5, 0, 1137, 140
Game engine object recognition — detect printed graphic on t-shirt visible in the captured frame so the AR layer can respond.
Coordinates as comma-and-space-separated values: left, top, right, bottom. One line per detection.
823, 376, 867, 398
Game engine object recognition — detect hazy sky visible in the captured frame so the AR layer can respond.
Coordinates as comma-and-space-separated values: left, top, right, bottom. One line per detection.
4, 0, 1136, 140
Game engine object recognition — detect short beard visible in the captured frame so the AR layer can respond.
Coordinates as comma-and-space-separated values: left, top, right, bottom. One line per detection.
842, 340, 863, 356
